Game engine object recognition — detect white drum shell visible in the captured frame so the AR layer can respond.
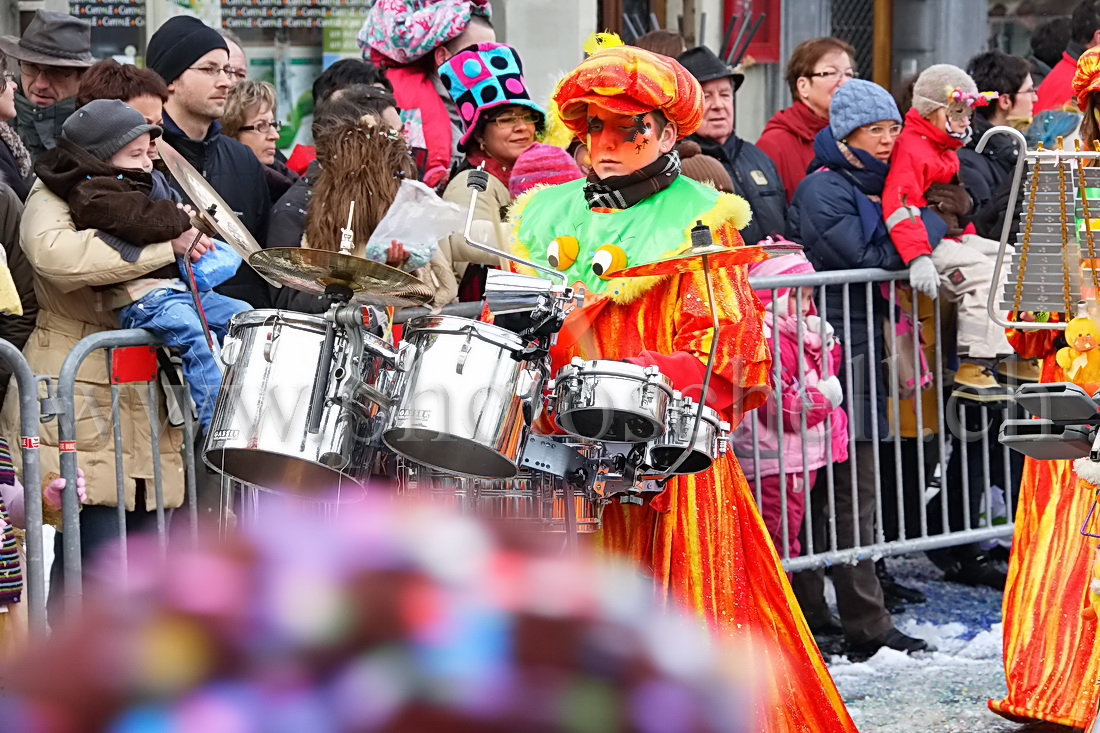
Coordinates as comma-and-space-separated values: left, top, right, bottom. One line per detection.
382, 315, 546, 479
553, 359, 673, 442
204, 310, 382, 496
646, 401, 726, 475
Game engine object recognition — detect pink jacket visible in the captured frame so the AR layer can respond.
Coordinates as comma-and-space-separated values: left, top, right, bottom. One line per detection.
732, 255, 849, 479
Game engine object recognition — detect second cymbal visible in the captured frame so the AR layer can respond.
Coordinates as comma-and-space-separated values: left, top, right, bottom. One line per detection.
249, 248, 434, 308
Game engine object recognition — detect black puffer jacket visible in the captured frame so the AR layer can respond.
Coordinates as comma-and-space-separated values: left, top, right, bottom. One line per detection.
689, 132, 786, 246
958, 114, 1022, 243
266, 160, 325, 313
161, 112, 272, 308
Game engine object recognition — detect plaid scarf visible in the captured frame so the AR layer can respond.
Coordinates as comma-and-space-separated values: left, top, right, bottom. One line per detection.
0, 439, 20, 606
582, 151, 681, 210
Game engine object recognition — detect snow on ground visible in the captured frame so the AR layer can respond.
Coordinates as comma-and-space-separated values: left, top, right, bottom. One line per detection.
827, 554, 1074, 733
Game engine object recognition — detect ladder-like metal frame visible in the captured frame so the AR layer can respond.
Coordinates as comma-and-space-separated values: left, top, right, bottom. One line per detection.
980, 125, 1100, 330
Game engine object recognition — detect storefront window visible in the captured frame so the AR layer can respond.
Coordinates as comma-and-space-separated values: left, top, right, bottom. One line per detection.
987, 0, 1074, 59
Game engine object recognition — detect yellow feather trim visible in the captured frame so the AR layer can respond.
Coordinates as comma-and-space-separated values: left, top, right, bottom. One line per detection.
538, 96, 578, 150
697, 191, 752, 234
584, 32, 623, 55
505, 189, 539, 276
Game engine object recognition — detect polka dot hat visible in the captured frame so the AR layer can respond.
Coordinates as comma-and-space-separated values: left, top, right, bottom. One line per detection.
437, 42, 545, 151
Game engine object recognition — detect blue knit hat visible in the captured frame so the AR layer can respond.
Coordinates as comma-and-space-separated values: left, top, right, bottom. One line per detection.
829, 79, 901, 141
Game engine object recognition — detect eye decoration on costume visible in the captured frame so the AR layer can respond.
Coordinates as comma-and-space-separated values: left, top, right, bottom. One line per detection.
548, 235, 580, 270
585, 111, 660, 172
591, 244, 627, 279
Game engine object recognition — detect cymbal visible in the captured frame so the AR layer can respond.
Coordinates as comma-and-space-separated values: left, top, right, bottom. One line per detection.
249, 248, 434, 307
155, 138, 281, 287
608, 242, 803, 279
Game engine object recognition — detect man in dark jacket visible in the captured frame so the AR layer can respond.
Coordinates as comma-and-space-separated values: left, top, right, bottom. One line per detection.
146, 16, 272, 309
0, 11, 95, 162
959, 50, 1036, 243
678, 46, 786, 247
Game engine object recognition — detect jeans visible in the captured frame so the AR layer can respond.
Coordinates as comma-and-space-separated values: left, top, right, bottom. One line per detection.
118, 288, 249, 433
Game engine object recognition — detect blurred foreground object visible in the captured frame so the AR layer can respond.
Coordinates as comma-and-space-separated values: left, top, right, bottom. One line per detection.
0, 496, 756, 732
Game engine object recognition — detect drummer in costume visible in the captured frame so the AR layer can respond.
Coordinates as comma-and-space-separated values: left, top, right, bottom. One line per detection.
990, 47, 1100, 728
506, 38, 857, 731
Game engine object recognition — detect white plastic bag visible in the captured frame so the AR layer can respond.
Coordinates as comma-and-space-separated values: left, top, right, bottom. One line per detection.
364, 179, 468, 271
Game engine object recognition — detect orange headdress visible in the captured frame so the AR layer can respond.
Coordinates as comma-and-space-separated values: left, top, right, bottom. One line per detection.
552, 36, 703, 140
1074, 46, 1100, 111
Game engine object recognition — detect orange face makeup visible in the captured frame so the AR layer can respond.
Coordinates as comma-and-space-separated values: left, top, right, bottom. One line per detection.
586, 110, 663, 178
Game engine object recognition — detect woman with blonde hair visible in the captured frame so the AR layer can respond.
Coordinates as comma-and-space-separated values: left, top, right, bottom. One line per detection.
221, 79, 299, 201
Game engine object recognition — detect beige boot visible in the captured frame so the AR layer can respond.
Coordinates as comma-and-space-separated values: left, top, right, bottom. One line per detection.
952, 362, 1014, 402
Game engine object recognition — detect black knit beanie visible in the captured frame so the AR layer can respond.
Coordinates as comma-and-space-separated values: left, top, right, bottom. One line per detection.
146, 16, 228, 85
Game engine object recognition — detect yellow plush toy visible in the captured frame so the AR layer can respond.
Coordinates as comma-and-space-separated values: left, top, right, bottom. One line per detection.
1056, 315, 1100, 381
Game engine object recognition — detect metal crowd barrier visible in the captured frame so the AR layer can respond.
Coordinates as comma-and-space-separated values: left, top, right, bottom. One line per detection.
24, 282, 1021, 624
0, 339, 44, 635
746, 268, 1018, 573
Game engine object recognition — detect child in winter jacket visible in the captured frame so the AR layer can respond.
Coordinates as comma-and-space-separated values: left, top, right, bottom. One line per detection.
733, 253, 848, 558
33, 100, 249, 434
882, 63, 1013, 401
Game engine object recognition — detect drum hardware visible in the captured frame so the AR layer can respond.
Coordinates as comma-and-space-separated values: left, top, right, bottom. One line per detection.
463, 168, 570, 290
306, 283, 355, 434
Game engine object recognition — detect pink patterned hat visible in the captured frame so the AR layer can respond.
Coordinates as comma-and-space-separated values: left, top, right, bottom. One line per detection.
437, 42, 545, 151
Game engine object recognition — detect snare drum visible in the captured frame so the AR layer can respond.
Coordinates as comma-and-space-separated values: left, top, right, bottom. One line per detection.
383, 316, 547, 479
645, 398, 730, 475
204, 310, 383, 495
552, 359, 674, 442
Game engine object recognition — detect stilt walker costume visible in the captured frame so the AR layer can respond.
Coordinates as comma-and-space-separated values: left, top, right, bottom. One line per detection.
506, 39, 857, 731
990, 50, 1100, 728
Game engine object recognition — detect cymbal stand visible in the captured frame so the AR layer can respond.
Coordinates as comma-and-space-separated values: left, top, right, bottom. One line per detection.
659, 221, 719, 477
307, 203, 359, 434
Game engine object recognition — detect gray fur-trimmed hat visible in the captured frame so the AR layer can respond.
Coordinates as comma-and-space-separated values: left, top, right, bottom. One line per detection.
912, 64, 978, 117
62, 99, 161, 161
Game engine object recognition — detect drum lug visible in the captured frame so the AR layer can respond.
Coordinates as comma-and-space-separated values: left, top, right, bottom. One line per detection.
263, 322, 282, 363
221, 335, 241, 366
456, 334, 473, 375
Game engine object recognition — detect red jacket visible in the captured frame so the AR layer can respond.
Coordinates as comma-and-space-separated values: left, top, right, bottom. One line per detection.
756, 100, 829, 202
1035, 52, 1078, 114
882, 107, 963, 263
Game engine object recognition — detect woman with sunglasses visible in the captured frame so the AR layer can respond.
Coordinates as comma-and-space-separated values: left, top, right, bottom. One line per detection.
221, 80, 299, 203
436, 43, 544, 304
757, 37, 856, 202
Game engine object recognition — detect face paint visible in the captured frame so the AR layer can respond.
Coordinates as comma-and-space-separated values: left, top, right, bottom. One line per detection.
586, 110, 664, 178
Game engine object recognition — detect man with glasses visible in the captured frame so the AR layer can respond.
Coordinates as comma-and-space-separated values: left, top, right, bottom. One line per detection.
0, 10, 95, 161
678, 46, 786, 247
146, 15, 272, 309
960, 50, 1037, 243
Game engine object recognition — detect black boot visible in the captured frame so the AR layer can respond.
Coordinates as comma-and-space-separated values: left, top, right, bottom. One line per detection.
849, 627, 935, 657
942, 554, 1007, 591
876, 559, 927, 604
